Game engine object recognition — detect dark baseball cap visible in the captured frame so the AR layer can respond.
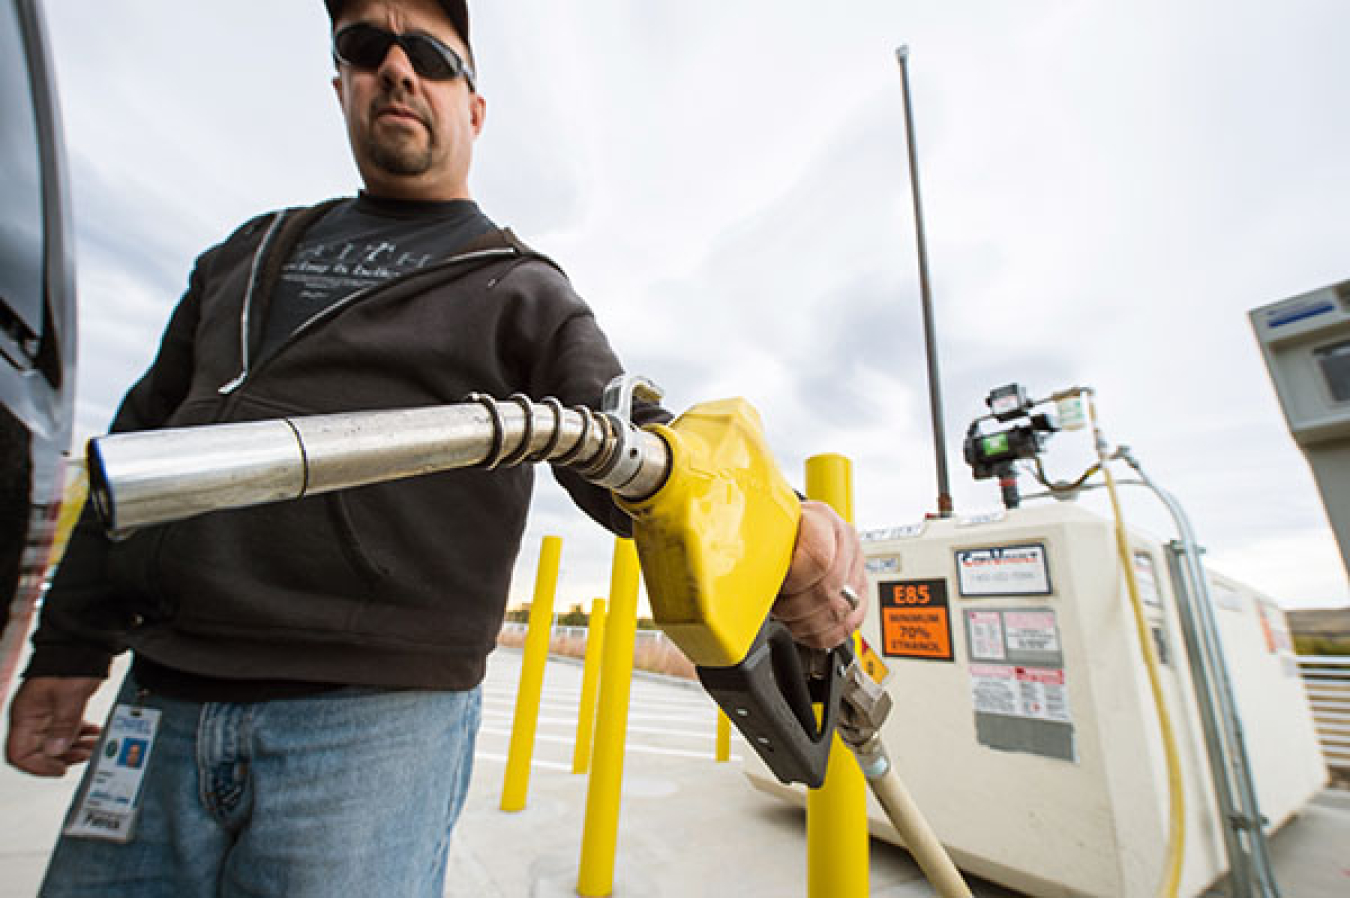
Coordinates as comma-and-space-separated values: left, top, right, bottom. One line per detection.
324, 1, 470, 53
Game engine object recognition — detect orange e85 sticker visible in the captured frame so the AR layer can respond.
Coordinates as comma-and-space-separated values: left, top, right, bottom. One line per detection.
878, 579, 953, 662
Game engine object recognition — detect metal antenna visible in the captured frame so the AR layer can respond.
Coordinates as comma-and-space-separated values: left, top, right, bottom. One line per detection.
895, 46, 953, 517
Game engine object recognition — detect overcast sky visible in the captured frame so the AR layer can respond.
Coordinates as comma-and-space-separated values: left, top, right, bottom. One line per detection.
41, 0, 1350, 612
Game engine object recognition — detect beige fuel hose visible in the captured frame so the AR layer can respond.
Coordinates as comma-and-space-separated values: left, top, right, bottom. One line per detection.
865, 765, 973, 898
842, 665, 973, 898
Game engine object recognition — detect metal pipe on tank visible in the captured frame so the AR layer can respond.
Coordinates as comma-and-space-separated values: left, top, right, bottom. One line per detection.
1163, 541, 1257, 897
1118, 450, 1281, 897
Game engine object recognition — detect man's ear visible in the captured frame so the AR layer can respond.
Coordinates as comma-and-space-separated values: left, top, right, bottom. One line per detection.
332, 73, 345, 106
469, 93, 487, 136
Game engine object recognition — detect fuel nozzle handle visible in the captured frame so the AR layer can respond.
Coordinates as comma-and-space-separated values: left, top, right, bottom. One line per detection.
696, 622, 848, 788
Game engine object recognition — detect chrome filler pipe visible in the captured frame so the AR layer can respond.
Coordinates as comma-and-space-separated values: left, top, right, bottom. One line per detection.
89, 380, 670, 535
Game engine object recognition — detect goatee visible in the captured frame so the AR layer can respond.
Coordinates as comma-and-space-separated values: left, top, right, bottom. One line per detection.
367, 135, 434, 176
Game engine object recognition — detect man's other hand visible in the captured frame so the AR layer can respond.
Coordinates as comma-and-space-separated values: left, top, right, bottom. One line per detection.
6, 677, 104, 777
772, 500, 867, 649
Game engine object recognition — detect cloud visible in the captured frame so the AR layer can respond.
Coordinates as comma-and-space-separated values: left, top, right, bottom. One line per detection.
39, 0, 1350, 610
1208, 528, 1347, 609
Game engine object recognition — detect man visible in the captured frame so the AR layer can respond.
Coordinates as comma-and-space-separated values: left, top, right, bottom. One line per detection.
5, 2, 868, 895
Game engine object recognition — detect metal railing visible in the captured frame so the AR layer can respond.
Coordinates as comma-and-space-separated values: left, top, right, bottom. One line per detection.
498, 622, 695, 680
500, 622, 666, 643
1297, 655, 1350, 772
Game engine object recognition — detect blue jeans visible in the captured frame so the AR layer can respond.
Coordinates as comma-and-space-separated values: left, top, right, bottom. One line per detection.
40, 673, 481, 897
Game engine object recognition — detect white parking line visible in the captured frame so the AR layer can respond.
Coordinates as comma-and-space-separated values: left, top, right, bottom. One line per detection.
483, 689, 713, 713
477, 726, 740, 762
472, 750, 571, 772
479, 709, 714, 731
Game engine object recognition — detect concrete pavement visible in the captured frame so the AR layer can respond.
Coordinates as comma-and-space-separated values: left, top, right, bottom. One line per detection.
3, 649, 1348, 896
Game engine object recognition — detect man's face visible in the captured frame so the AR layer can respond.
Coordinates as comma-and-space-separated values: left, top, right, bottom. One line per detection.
331, 0, 485, 200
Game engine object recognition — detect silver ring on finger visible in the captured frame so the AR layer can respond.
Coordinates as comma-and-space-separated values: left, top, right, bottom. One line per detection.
840, 584, 860, 612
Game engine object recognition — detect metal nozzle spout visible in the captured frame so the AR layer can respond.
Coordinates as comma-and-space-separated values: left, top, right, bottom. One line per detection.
89, 387, 671, 534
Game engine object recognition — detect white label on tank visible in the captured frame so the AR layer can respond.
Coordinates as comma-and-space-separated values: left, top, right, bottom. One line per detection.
969, 664, 1020, 716
1003, 610, 1060, 653
1132, 552, 1161, 607
970, 664, 1071, 723
1016, 666, 1071, 723
956, 544, 1051, 596
956, 510, 1007, 528
861, 523, 926, 542
967, 611, 1006, 660
1210, 579, 1245, 612
865, 556, 900, 574
1258, 602, 1294, 654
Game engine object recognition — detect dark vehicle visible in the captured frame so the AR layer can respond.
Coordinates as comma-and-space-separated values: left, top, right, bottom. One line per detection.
0, 0, 77, 691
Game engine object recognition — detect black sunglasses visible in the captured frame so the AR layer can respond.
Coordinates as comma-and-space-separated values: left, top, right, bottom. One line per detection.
333, 23, 476, 90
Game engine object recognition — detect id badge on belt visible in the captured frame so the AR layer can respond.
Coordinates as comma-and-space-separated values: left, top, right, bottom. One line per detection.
63, 702, 161, 842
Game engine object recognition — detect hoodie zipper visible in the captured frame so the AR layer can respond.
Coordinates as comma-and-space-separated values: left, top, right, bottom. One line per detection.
216, 242, 521, 407
217, 212, 286, 395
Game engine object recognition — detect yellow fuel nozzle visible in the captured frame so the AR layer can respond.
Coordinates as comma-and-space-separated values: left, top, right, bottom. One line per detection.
618, 397, 801, 668
614, 388, 845, 788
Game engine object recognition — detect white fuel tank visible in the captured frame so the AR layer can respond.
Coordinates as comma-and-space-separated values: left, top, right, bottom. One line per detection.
745, 502, 1326, 897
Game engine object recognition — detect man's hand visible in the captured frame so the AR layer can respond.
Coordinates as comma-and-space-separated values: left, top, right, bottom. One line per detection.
6, 677, 104, 777
772, 500, 868, 649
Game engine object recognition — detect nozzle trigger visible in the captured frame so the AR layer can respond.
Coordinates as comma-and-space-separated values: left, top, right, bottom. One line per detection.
696, 618, 847, 788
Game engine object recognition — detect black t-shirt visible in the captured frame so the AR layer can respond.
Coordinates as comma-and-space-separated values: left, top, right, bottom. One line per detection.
259, 192, 496, 359
135, 193, 495, 703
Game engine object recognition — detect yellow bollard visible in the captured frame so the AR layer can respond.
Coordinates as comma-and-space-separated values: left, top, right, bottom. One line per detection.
805, 454, 870, 898
807, 450, 854, 522
54, 468, 89, 550
576, 538, 641, 897
500, 535, 563, 812
572, 597, 608, 774
715, 708, 731, 763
